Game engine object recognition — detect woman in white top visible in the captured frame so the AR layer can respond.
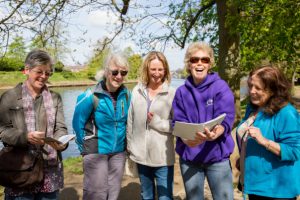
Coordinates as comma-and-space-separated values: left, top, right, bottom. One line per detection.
127, 51, 176, 200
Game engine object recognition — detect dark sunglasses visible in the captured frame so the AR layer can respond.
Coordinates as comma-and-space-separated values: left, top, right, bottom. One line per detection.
110, 70, 128, 76
189, 56, 210, 64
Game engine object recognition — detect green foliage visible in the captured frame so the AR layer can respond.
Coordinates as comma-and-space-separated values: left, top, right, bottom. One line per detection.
168, 1, 218, 50
0, 57, 24, 71
61, 71, 76, 79
87, 48, 110, 80
235, 0, 300, 77
6, 36, 27, 61
54, 61, 65, 72
63, 156, 83, 175
127, 54, 142, 80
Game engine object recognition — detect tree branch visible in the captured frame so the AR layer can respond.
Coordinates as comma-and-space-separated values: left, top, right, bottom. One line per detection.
181, 0, 216, 47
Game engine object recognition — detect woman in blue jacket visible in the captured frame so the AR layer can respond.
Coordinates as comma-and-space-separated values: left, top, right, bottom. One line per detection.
72, 52, 131, 200
236, 66, 300, 199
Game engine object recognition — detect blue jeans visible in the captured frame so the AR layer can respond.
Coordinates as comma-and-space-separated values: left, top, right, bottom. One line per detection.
5, 191, 59, 200
180, 159, 233, 200
137, 164, 174, 200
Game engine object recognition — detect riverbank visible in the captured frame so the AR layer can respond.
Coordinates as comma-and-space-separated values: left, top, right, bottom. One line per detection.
0, 80, 139, 90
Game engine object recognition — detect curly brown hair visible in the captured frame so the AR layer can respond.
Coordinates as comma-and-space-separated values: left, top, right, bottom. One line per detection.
248, 65, 291, 115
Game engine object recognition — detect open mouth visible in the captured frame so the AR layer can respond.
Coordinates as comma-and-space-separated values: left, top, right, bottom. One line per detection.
195, 68, 204, 72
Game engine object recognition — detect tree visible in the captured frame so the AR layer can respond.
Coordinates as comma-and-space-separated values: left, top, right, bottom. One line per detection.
128, 54, 142, 80
0, 35, 26, 71
1, 0, 299, 120
29, 24, 69, 72
6, 36, 27, 61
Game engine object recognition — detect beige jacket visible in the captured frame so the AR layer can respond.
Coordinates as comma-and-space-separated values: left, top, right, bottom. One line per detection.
127, 82, 176, 167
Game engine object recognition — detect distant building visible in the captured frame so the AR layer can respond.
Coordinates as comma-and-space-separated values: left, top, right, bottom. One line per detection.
63, 65, 87, 72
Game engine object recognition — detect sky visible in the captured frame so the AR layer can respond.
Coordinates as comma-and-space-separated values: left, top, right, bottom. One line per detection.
0, 1, 186, 71
63, 6, 186, 71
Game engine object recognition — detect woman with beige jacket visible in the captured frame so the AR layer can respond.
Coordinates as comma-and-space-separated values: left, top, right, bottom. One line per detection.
127, 51, 176, 200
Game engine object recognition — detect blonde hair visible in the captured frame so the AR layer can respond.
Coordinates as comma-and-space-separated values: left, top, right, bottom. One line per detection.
184, 42, 215, 74
140, 51, 171, 85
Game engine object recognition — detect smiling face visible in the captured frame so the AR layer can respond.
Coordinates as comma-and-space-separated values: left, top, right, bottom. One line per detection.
105, 63, 128, 92
25, 65, 52, 95
148, 58, 165, 86
188, 50, 211, 85
248, 75, 273, 108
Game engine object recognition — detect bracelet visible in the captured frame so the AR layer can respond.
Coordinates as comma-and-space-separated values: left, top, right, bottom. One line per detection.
265, 140, 271, 151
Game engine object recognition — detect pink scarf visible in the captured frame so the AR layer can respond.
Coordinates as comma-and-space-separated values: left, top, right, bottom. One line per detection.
22, 81, 57, 165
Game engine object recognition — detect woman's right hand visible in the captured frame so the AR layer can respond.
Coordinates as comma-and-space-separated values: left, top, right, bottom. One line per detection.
27, 131, 45, 145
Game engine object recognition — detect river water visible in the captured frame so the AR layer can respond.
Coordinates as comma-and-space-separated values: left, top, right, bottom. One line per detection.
0, 79, 186, 159
0, 78, 247, 159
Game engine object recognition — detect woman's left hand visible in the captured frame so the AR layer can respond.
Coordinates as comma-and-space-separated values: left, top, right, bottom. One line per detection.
196, 125, 225, 141
46, 141, 67, 151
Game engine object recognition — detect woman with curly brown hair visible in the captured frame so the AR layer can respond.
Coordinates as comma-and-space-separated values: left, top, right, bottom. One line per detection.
236, 66, 300, 200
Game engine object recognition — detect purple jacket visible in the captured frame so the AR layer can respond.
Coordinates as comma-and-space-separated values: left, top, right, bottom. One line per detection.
172, 73, 235, 164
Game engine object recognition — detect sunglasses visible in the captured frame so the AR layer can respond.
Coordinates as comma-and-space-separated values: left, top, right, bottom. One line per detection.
189, 56, 210, 64
31, 69, 53, 77
110, 70, 128, 76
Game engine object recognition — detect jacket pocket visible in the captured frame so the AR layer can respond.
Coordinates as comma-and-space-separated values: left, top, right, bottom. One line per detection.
9, 106, 25, 129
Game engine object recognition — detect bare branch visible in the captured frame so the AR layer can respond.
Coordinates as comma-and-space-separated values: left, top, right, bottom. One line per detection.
0, 0, 26, 24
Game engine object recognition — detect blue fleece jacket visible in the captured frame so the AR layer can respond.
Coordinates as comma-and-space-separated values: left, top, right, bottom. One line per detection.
240, 103, 300, 198
72, 81, 130, 155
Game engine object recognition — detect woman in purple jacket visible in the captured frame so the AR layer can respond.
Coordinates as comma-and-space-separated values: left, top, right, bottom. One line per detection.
172, 42, 235, 200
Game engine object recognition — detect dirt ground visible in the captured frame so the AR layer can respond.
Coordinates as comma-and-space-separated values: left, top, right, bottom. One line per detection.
59, 150, 244, 200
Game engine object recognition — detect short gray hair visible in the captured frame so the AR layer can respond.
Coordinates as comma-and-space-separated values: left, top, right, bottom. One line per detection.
103, 52, 129, 77
25, 49, 53, 70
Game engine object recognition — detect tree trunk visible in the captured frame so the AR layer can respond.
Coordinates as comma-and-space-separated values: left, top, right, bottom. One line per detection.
216, 0, 242, 123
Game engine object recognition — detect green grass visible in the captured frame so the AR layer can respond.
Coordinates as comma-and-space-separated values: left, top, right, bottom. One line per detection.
63, 156, 83, 175
0, 71, 27, 86
0, 71, 94, 87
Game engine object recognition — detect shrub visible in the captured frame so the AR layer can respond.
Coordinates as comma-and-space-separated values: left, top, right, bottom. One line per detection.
0, 57, 24, 71
54, 61, 65, 72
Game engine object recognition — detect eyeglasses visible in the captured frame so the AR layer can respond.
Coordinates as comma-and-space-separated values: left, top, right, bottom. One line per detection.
189, 56, 211, 64
110, 70, 128, 76
31, 69, 53, 77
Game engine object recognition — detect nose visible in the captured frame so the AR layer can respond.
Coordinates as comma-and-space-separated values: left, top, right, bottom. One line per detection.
116, 72, 123, 78
249, 87, 256, 94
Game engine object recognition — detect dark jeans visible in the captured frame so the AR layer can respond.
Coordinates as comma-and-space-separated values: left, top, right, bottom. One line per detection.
249, 194, 296, 200
5, 191, 59, 200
